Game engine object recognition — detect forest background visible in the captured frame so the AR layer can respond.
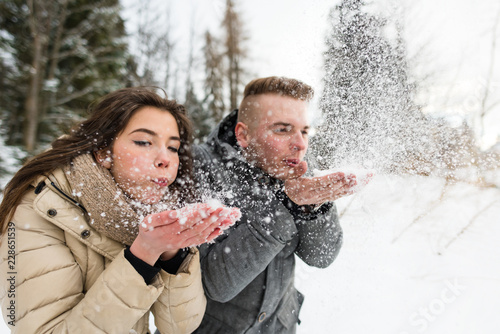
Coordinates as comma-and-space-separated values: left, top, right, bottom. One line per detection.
1, 0, 499, 175
1, 0, 499, 333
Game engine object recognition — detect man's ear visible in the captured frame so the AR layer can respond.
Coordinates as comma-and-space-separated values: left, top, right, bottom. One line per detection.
94, 149, 112, 169
235, 122, 249, 148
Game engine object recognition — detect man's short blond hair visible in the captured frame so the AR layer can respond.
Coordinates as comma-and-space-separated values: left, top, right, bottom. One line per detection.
238, 77, 313, 125
242, 76, 314, 101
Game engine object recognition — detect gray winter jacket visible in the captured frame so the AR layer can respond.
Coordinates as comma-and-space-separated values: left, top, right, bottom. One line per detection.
192, 110, 343, 334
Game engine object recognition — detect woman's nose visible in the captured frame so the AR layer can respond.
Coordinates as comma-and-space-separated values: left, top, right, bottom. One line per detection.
154, 149, 170, 168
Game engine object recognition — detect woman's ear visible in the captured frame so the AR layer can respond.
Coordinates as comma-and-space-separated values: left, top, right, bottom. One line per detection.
235, 122, 249, 148
94, 149, 112, 169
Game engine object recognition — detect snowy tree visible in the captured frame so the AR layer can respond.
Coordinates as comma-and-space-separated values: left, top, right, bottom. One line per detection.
125, 2, 179, 94
186, 0, 248, 140
187, 31, 226, 141
309, 0, 434, 174
222, 0, 248, 110
183, 20, 205, 142
0, 0, 128, 152
0, 120, 26, 194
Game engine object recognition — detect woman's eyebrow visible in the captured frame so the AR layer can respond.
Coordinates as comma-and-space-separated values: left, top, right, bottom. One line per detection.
129, 128, 156, 136
129, 128, 181, 141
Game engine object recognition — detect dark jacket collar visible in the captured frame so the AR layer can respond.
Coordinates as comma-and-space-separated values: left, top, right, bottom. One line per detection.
204, 109, 284, 189
205, 109, 244, 162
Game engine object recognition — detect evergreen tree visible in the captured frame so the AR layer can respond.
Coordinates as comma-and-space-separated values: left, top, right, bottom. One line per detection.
222, 0, 247, 110
310, 0, 432, 174
188, 1, 248, 140
182, 14, 205, 142
192, 31, 225, 141
0, 0, 128, 152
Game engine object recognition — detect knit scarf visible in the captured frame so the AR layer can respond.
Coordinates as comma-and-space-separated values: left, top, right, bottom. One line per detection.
64, 154, 178, 246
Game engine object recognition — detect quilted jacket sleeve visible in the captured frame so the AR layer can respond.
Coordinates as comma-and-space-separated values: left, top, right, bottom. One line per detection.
152, 249, 206, 334
0, 190, 204, 333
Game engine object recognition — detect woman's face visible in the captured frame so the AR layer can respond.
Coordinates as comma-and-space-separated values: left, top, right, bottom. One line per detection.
99, 106, 181, 204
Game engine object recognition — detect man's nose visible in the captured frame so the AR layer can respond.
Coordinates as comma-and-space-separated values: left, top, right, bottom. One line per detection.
290, 132, 307, 151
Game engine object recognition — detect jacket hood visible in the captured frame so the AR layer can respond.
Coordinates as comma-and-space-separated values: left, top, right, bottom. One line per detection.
205, 109, 247, 163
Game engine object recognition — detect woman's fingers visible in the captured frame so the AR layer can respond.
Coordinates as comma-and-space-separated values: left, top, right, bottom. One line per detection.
182, 207, 238, 236
138, 203, 241, 251
175, 206, 240, 246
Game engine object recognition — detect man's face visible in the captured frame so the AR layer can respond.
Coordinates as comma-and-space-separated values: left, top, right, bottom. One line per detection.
238, 94, 309, 181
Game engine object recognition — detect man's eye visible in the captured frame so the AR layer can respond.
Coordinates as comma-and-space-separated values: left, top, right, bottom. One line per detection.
133, 140, 151, 146
274, 127, 289, 133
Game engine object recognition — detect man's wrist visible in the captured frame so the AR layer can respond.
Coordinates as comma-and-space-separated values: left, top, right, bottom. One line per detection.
277, 189, 332, 220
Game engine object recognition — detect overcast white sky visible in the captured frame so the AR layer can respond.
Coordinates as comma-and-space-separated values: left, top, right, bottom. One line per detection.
122, 0, 500, 148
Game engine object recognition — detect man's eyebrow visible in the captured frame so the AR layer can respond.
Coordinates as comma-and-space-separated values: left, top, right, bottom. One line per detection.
270, 122, 310, 130
129, 128, 181, 141
270, 122, 293, 128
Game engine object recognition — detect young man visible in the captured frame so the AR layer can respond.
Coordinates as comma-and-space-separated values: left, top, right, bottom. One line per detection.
192, 77, 358, 334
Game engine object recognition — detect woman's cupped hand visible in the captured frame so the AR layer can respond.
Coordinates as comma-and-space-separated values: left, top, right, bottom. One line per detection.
130, 202, 241, 265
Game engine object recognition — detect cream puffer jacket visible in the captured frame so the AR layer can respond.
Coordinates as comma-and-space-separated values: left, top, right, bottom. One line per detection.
0, 169, 206, 333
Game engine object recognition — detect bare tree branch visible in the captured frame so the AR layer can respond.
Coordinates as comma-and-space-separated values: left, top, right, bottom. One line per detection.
478, 6, 500, 141
443, 198, 500, 251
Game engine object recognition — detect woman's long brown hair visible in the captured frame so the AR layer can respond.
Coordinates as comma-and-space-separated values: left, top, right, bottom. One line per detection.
0, 87, 195, 233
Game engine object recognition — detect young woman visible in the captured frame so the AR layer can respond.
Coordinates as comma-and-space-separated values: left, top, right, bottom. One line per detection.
0, 87, 239, 333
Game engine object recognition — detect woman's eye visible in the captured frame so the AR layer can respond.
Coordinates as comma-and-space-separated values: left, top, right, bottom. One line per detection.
133, 140, 151, 147
168, 146, 179, 153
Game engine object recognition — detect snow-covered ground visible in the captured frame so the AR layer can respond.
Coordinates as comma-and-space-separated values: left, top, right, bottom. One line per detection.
1, 172, 499, 333
296, 173, 500, 334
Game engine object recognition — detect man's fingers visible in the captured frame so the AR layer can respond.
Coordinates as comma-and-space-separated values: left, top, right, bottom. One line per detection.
309, 175, 354, 192
291, 172, 347, 190
307, 178, 357, 201
320, 172, 345, 183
